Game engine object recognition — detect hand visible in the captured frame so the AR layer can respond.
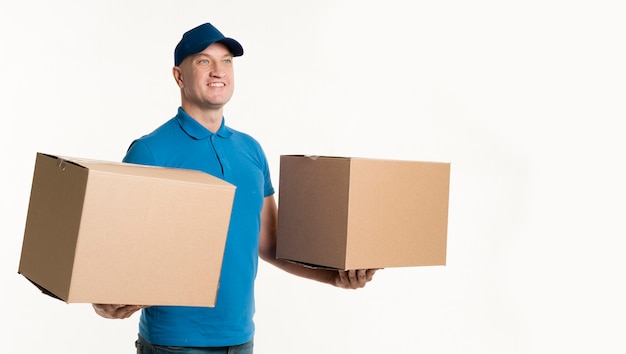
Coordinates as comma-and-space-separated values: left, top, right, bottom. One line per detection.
334, 269, 379, 289
92, 304, 145, 319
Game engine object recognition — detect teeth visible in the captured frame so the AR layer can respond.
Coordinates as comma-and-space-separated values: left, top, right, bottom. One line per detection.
208, 83, 225, 87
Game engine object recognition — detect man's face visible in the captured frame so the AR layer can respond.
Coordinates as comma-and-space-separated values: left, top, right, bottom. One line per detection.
175, 43, 235, 110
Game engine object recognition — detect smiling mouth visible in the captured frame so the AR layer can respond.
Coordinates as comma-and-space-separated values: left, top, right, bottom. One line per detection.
207, 83, 225, 87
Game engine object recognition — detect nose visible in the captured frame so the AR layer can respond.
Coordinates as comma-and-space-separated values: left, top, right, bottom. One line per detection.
210, 63, 226, 77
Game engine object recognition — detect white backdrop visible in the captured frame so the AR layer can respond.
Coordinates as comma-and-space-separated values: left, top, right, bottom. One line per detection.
2, 1, 625, 353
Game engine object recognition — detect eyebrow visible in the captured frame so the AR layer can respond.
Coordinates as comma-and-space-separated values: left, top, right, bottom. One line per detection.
193, 52, 234, 60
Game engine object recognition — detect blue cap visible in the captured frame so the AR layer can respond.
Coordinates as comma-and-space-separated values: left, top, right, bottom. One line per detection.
174, 23, 244, 66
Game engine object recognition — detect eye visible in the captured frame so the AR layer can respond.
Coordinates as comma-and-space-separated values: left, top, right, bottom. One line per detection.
223, 58, 232, 64
198, 59, 210, 65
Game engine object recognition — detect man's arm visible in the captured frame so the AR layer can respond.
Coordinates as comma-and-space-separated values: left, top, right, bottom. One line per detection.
258, 195, 378, 289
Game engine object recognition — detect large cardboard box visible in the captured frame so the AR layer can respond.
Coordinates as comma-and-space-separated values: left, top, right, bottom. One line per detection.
18, 153, 236, 307
276, 155, 450, 270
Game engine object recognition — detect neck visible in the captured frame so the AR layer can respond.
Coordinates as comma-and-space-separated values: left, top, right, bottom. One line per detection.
181, 103, 224, 133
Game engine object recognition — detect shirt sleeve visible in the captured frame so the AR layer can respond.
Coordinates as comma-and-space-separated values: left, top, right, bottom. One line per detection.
123, 139, 157, 166
260, 150, 275, 198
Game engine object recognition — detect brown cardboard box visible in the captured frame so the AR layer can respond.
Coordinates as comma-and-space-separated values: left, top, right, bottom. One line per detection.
18, 153, 235, 307
276, 155, 450, 270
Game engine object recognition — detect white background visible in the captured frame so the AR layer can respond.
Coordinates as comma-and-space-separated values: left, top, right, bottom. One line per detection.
2, 1, 625, 353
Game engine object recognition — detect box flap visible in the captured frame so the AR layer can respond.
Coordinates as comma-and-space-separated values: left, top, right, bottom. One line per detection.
19, 153, 88, 301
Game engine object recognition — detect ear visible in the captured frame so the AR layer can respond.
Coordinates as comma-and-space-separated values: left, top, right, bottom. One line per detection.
172, 66, 184, 88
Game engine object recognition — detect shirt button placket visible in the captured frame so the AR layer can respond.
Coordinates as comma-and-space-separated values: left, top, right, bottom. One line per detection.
210, 135, 226, 178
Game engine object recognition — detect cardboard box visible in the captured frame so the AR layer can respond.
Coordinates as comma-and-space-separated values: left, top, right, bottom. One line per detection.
276, 155, 450, 270
18, 153, 235, 307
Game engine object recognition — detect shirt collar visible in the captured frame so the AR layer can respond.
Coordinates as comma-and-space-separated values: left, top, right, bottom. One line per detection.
175, 107, 233, 140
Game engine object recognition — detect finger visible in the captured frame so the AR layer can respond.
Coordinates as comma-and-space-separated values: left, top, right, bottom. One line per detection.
119, 305, 144, 319
347, 270, 361, 288
365, 269, 378, 281
336, 270, 348, 287
125, 307, 140, 318
347, 270, 357, 283
353, 269, 370, 288
93, 304, 116, 319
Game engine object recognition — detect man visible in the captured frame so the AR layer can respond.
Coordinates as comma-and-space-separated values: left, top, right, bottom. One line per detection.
93, 22, 377, 353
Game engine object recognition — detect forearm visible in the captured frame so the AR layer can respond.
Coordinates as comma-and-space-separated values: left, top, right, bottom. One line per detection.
260, 251, 338, 286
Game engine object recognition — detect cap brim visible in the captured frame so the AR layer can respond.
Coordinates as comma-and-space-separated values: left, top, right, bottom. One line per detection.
217, 38, 244, 57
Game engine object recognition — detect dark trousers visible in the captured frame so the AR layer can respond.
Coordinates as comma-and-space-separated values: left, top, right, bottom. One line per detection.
135, 335, 253, 354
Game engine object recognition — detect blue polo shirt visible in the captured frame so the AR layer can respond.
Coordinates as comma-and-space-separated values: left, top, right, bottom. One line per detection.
123, 107, 274, 347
